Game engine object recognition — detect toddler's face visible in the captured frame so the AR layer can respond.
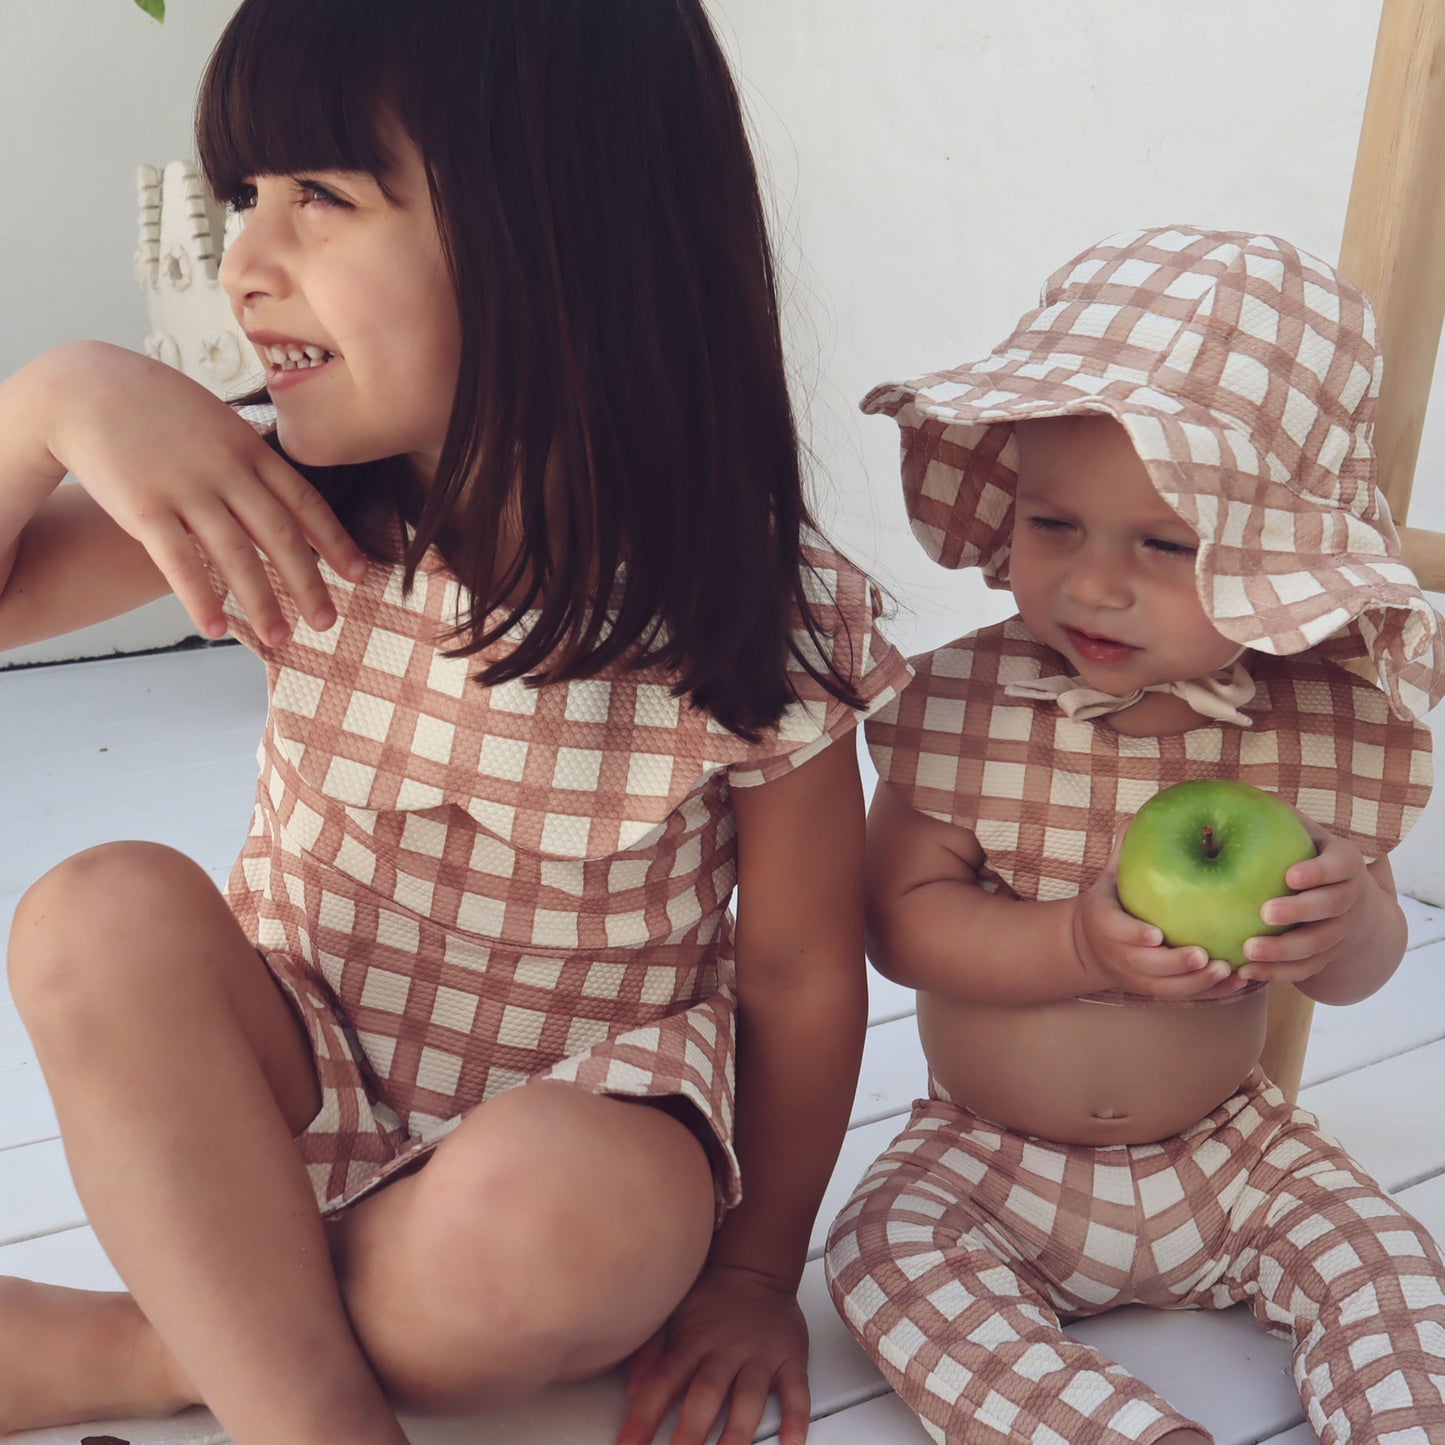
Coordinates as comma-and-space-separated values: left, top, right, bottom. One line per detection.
1009, 415, 1238, 697
219, 121, 462, 482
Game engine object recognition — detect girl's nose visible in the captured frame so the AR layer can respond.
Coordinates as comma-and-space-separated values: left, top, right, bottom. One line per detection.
1063, 549, 1132, 609
218, 209, 288, 307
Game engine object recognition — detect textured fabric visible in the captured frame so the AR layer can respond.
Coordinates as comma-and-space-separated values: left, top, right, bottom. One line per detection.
206, 521, 912, 1216
825, 1071, 1445, 1445
861, 225, 1445, 720
866, 616, 1435, 1005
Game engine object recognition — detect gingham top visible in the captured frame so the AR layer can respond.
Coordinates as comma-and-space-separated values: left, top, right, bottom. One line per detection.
866, 616, 1433, 1005
210, 522, 911, 1211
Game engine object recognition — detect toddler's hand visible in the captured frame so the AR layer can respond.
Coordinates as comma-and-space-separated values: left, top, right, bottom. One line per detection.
43, 342, 367, 645
1236, 819, 1372, 986
1072, 835, 1244, 1001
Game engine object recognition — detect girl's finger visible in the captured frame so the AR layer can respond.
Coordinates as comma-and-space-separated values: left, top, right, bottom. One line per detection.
618, 1350, 698, 1445
773, 1358, 811, 1445
136, 512, 233, 640
186, 504, 291, 646
715, 1364, 778, 1445
669, 1362, 739, 1445
258, 451, 368, 581
223, 479, 340, 632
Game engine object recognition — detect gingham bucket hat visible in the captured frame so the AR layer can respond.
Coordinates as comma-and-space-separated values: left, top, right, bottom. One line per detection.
863, 225, 1445, 719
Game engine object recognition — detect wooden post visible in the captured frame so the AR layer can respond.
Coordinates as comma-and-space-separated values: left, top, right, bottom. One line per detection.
1260, 0, 1445, 1100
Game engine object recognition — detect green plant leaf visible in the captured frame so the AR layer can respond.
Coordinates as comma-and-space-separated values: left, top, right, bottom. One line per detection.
134, 0, 165, 20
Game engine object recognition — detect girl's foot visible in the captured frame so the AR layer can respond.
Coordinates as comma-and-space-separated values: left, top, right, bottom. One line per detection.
0, 1276, 194, 1434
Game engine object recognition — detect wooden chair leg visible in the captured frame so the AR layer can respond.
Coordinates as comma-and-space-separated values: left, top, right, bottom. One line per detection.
1261, 0, 1445, 1102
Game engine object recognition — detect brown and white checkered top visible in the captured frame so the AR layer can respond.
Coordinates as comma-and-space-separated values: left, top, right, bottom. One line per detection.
208, 523, 911, 1213
866, 616, 1433, 1005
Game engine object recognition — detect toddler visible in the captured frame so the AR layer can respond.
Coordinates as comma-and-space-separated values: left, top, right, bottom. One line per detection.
825, 225, 1445, 1445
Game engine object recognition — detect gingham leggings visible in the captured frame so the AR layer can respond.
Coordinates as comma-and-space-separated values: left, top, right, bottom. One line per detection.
824, 1071, 1445, 1444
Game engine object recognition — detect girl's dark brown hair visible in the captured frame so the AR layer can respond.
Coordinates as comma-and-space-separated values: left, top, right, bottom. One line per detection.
197, 0, 865, 738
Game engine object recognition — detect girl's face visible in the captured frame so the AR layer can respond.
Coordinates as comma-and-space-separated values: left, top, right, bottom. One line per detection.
1009, 415, 1239, 705
219, 126, 462, 481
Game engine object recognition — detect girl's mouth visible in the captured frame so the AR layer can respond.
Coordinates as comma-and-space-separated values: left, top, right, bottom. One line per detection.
1064, 627, 1141, 665
259, 342, 336, 373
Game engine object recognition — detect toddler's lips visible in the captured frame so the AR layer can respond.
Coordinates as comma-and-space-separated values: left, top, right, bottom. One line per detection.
1064, 627, 1140, 665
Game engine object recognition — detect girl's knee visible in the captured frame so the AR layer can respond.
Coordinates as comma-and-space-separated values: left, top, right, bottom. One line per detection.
334, 1089, 713, 1396
8, 841, 214, 1012
337, 1166, 607, 1403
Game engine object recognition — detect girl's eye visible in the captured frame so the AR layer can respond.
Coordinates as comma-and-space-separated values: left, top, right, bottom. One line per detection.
1025, 516, 1070, 534
224, 184, 258, 215
1146, 537, 1197, 557
294, 179, 350, 210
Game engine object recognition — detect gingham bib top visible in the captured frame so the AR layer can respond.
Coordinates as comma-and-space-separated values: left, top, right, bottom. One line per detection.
866, 616, 1433, 1004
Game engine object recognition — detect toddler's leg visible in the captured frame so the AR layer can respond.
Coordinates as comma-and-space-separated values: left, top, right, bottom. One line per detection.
823, 1116, 1211, 1445
1230, 1116, 1445, 1444
4, 842, 409, 1445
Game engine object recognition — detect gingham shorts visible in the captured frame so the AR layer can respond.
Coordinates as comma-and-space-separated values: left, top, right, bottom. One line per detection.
825, 1070, 1445, 1444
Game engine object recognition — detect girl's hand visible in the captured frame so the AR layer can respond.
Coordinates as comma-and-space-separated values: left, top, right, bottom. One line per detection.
1072, 836, 1244, 1001
43, 342, 366, 644
1237, 820, 1374, 986
618, 1264, 810, 1445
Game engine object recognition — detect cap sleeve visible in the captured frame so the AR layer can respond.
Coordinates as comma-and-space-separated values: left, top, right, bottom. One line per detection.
726, 545, 912, 788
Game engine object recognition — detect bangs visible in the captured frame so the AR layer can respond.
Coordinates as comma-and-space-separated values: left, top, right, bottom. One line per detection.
196, 0, 400, 204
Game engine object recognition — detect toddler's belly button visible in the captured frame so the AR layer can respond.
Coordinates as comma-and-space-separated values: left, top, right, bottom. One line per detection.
1090, 1106, 1130, 1120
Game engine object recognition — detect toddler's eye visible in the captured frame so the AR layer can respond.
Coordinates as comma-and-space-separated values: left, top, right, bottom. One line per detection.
1147, 537, 1196, 557
1026, 516, 1070, 534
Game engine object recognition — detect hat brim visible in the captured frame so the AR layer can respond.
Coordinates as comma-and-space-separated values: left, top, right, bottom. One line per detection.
866, 370, 1445, 719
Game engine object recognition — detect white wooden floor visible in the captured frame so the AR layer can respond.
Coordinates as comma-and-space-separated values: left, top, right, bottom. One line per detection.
3, 644, 1445, 1445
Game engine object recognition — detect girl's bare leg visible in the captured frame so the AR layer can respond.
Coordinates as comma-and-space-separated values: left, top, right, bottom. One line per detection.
327, 1080, 717, 1408
4, 842, 409, 1445
5, 843, 717, 1428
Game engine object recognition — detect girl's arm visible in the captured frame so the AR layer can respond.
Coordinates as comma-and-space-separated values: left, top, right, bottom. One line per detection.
0, 343, 365, 653
619, 738, 869, 1445
866, 780, 1237, 1005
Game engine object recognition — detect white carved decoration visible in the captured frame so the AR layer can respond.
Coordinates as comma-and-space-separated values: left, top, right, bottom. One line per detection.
135, 161, 266, 400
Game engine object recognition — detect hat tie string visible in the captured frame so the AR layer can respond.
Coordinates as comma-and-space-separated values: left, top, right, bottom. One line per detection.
1004, 655, 1256, 726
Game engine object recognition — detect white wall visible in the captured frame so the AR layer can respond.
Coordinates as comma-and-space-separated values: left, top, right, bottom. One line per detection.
4, 0, 1445, 895
709, 0, 1445, 649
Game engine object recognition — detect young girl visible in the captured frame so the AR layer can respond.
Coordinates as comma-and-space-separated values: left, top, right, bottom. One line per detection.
0, 3, 911, 1443
825, 226, 1445, 1444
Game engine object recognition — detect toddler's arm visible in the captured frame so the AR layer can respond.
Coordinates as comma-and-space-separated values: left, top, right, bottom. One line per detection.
0, 343, 365, 654
866, 780, 1239, 1005
1238, 819, 1407, 1005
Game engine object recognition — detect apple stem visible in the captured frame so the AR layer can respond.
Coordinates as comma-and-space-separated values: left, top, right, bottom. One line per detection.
1201, 825, 1219, 859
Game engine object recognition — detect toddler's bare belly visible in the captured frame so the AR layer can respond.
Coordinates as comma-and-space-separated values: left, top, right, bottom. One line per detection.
919, 987, 1270, 1145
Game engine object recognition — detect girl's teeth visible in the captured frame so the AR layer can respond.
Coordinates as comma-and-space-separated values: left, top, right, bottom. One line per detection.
266, 344, 333, 370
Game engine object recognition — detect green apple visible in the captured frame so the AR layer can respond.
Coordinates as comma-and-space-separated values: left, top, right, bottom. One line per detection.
1116, 779, 1317, 969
